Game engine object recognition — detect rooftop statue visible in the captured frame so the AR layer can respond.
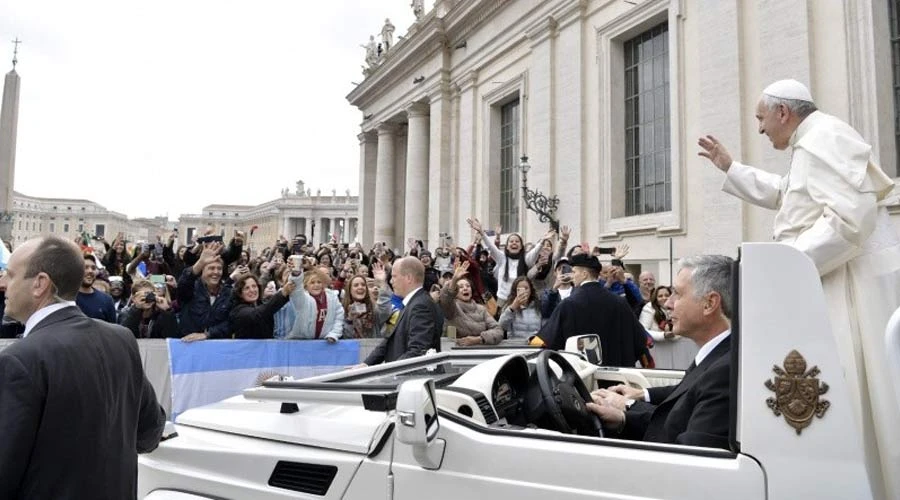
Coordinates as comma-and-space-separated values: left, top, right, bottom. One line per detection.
411, 0, 425, 20
381, 18, 395, 52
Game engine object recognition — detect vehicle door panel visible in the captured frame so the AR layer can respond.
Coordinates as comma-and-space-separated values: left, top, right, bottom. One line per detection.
392, 417, 765, 500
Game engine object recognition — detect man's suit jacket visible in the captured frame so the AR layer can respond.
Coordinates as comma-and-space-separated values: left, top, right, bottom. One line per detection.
0, 306, 166, 499
622, 336, 731, 449
364, 288, 444, 365
537, 281, 647, 367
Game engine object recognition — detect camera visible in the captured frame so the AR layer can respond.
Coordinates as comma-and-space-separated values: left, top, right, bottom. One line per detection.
145, 292, 157, 303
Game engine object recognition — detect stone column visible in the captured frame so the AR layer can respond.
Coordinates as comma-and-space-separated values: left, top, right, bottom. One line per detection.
349, 218, 358, 243
428, 84, 452, 248
357, 132, 377, 248
373, 124, 397, 247
455, 72, 478, 243
335, 217, 345, 242
404, 102, 430, 245
281, 217, 291, 238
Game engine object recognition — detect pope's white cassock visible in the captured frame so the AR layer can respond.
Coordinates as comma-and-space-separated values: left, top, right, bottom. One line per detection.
722, 109, 900, 499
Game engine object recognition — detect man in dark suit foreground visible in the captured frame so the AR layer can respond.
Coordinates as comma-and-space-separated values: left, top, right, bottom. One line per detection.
362, 256, 444, 365
588, 255, 734, 450
0, 236, 166, 499
533, 253, 648, 367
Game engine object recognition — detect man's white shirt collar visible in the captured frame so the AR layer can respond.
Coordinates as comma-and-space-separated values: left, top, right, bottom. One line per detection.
23, 301, 77, 338
695, 329, 731, 367
402, 287, 423, 307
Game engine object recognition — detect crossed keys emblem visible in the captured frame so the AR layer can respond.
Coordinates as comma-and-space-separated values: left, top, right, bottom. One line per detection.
764, 350, 830, 435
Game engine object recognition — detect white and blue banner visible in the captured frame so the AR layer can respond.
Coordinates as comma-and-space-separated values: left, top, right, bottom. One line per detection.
167, 339, 360, 419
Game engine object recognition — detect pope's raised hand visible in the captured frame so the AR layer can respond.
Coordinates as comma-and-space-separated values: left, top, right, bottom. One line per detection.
698, 135, 733, 172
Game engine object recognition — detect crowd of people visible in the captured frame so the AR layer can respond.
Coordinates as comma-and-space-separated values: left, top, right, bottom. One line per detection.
0, 221, 681, 368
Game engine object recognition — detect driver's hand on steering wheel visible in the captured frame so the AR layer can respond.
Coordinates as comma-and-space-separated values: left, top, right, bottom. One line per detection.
591, 389, 629, 411
586, 401, 625, 434
609, 384, 645, 401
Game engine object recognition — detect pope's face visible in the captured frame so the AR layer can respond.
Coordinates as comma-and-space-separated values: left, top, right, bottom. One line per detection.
755, 98, 791, 151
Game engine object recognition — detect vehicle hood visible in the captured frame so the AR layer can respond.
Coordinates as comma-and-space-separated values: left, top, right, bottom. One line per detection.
175, 395, 392, 454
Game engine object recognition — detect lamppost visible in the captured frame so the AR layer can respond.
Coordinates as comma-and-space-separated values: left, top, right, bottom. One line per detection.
517, 155, 560, 232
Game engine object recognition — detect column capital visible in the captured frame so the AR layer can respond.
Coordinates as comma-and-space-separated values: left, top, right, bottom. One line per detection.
358, 130, 377, 144
406, 101, 430, 118
456, 70, 478, 93
377, 123, 399, 136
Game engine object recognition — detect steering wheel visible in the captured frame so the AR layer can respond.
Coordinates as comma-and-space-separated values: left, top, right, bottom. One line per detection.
535, 350, 604, 437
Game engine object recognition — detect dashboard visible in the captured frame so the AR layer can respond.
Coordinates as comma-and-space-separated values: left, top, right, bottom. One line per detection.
489, 356, 530, 424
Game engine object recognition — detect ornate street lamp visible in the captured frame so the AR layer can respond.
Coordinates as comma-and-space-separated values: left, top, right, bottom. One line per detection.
517, 155, 560, 232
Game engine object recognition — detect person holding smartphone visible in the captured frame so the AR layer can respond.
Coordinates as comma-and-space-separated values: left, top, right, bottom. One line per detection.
118, 280, 180, 339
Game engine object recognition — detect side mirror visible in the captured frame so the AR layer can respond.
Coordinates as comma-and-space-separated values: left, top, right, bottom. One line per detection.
565, 334, 603, 365
396, 378, 445, 469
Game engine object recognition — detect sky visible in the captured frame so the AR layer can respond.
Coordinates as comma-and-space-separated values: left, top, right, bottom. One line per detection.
0, 0, 427, 219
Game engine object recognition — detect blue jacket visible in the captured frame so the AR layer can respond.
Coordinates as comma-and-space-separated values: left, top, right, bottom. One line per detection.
176, 267, 233, 338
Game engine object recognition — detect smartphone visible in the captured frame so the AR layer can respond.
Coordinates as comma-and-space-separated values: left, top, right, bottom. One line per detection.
484, 230, 496, 237
288, 255, 303, 269
596, 246, 616, 255
149, 274, 166, 285
196, 235, 224, 244
141, 243, 150, 254
351, 302, 367, 315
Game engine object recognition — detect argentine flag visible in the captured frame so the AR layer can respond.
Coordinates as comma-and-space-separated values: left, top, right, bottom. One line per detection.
167, 339, 360, 419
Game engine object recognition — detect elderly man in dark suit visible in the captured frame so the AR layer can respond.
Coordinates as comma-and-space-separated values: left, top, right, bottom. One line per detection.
361, 256, 443, 365
532, 253, 648, 367
0, 235, 166, 499
588, 255, 734, 450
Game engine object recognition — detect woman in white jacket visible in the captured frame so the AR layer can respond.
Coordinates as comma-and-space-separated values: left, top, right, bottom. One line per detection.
466, 217, 547, 307
638, 285, 673, 342
287, 266, 344, 342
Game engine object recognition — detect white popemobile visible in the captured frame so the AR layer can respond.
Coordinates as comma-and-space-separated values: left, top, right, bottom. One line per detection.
138, 243, 890, 499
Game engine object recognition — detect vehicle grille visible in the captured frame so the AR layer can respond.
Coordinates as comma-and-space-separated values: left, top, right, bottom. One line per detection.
267, 461, 338, 495
473, 393, 497, 424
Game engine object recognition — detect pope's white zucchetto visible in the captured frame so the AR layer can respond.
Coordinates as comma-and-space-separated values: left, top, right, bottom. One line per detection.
762, 79, 814, 102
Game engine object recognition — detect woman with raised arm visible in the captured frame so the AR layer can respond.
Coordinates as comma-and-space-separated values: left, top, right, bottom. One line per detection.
230, 268, 296, 339
466, 217, 548, 309
439, 261, 504, 346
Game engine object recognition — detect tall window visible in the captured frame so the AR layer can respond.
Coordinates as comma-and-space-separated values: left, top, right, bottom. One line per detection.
95, 224, 105, 238
624, 22, 671, 216
890, 0, 900, 167
49, 223, 55, 233
500, 99, 521, 233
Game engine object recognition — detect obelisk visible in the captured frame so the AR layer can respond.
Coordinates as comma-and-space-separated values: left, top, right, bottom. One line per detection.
0, 39, 21, 242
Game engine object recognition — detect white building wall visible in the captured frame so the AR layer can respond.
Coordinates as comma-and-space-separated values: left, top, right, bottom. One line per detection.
348, 0, 900, 279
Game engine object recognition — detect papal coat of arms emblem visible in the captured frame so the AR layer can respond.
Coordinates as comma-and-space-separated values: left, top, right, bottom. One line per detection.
764, 350, 830, 434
